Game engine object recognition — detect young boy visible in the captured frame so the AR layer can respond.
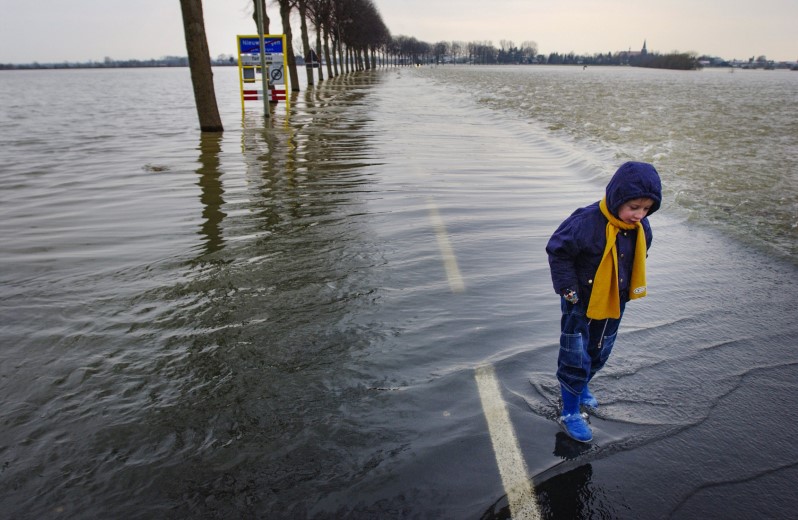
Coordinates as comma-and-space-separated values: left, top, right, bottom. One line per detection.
546, 161, 662, 442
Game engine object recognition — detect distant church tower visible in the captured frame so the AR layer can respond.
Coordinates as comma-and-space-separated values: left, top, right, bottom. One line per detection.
641, 40, 648, 56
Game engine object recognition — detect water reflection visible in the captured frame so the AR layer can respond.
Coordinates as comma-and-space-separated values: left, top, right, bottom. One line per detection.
482, 464, 620, 520
553, 431, 596, 460
195, 132, 226, 255
93, 73, 395, 517
535, 464, 621, 519
481, 434, 607, 520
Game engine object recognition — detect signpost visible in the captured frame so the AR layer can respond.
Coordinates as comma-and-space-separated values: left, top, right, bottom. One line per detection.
255, 1, 268, 116
237, 34, 289, 113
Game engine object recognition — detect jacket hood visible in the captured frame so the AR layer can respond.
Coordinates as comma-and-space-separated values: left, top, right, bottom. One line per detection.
605, 161, 662, 216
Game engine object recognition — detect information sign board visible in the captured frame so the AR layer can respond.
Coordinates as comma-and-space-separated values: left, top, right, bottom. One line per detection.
238, 37, 284, 55
269, 63, 285, 85
236, 34, 290, 110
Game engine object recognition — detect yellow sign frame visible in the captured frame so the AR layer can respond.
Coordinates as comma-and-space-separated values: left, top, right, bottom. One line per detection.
236, 34, 290, 112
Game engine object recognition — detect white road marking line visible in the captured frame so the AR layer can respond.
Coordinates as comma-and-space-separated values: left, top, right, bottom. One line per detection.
475, 365, 541, 520
427, 199, 465, 293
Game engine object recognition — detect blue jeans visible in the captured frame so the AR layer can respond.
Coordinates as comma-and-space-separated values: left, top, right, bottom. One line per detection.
557, 298, 625, 397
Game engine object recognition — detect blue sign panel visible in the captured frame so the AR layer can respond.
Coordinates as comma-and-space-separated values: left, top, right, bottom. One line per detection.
239, 37, 284, 54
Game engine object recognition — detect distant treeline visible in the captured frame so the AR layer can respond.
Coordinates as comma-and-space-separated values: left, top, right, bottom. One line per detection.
0, 42, 701, 72
543, 51, 700, 68
4, 48, 787, 73
631, 53, 701, 70
0, 57, 189, 70
0, 56, 238, 70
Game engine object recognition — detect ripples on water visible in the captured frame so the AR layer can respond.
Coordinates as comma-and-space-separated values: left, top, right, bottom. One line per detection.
1, 67, 797, 518
422, 65, 798, 258
1, 69, 400, 516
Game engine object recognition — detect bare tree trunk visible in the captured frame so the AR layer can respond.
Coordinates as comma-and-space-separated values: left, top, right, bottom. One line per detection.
347, 45, 352, 73
297, 0, 313, 86
180, 0, 223, 132
251, 0, 269, 33
322, 27, 333, 79
330, 35, 339, 77
315, 24, 325, 81
278, 0, 300, 91
338, 41, 346, 74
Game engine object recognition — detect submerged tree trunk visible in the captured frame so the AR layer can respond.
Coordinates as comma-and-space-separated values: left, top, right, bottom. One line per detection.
322, 27, 334, 78
278, 0, 301, 92
315, 20, 325, 81
298, 0, 313, 86
180, 0, 223, 132
336, 40, 344, 75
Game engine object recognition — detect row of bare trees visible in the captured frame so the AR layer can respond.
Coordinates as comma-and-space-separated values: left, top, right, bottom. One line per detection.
392, 39, 539, 65
181, 0, 397, 132
190, 0, 520, 132
261, 0, 393, 88
181, 0, 543, 132
244, 0, 397, 93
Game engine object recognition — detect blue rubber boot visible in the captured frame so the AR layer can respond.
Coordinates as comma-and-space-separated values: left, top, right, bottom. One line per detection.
558, 386, 593, 443
581, 385, 599, 409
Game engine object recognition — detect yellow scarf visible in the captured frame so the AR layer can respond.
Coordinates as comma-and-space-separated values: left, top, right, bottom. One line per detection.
586, 197, 648, 319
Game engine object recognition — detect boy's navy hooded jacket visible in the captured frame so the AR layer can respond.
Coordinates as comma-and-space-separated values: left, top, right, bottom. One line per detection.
546, 162, 662, 305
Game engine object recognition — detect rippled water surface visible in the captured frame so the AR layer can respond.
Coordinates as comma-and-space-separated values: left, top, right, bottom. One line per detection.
423, 65, 798, 258
1, 66, 797, 519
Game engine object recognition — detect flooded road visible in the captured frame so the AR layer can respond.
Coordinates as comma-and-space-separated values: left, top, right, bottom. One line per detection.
1, 66, 797, 519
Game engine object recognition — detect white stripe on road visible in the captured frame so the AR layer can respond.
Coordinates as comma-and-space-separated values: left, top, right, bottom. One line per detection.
475, 364, 541, 520
427, 199, 465, 293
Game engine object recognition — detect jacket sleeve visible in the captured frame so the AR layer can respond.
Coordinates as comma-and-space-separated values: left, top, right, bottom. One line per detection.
546, 216, 581, 295
643, 218, 653, 250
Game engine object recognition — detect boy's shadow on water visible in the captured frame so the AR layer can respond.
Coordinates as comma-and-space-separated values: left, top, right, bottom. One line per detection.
480, 434, 619, 519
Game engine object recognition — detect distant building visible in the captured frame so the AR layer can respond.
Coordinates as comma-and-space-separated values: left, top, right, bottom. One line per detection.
616, 40, 648, 64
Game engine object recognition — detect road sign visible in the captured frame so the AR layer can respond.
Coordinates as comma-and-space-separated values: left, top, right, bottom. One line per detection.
240, 53, 279, 66
237, 34, 290, 110
269, 63, 284, 85
238, 37, 283, 55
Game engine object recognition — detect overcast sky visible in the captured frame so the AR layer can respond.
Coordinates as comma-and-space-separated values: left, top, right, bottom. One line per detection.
0, 0, 795, 64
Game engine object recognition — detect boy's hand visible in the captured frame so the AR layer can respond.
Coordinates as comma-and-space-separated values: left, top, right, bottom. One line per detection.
562, 289, 579, 304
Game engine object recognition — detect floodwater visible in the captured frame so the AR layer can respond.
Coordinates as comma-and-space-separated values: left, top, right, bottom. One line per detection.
1, 65, 797, 519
